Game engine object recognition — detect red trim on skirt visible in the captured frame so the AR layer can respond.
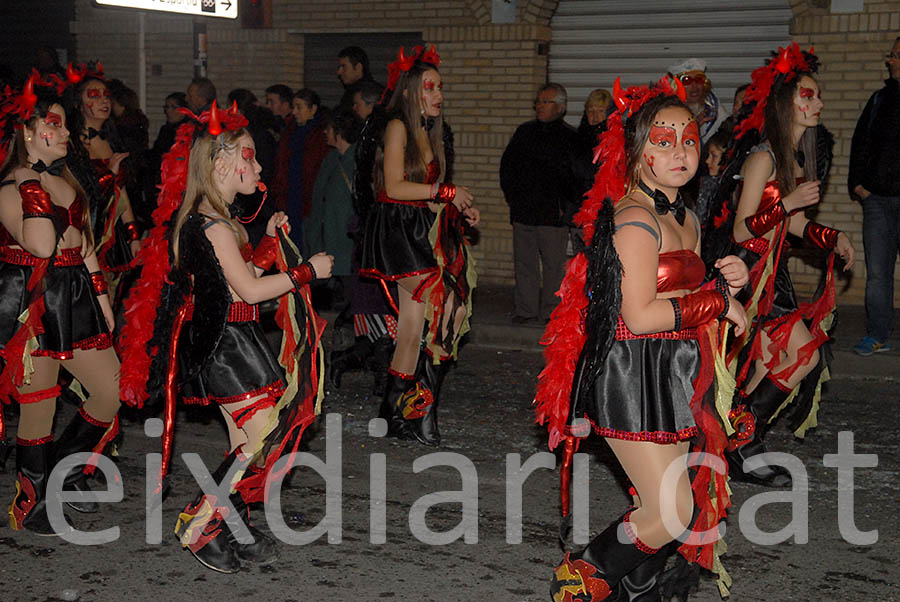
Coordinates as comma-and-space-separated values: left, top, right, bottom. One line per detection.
182, 379, 285, 407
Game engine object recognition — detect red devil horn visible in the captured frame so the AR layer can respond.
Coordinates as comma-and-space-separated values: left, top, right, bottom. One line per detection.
774, 47, 792, 74
399, 47, 407, 63
674, 76, 687, 102
228, 100, 239, 115
22, 74, 39, 108
612, 77, 628, 112
66, 62, 82, 84
808, 45, 815, 55
208, 100, 223, 136
95, 61, 104, 76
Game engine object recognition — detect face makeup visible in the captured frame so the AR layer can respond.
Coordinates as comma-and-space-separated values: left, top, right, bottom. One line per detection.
639, 106, 700, 189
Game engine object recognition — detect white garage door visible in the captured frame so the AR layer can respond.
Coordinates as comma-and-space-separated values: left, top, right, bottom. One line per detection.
549, 0, 793, 125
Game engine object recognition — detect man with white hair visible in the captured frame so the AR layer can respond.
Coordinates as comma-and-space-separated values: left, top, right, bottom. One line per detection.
500, 83, 583, 324
668, 58, 728, 143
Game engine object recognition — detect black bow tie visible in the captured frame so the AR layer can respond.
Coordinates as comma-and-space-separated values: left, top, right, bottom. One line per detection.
639, 180, 685, 226
85, 127, 106, 140
420, 116, 436, 132
32, 158, 66, 176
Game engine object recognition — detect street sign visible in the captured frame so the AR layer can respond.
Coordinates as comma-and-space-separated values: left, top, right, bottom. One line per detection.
94, 0, 238, 20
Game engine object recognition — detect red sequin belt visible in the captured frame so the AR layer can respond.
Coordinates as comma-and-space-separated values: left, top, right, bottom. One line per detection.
0, 246, 83, 267
615, 315, 698, 341
184, 300, 259, 323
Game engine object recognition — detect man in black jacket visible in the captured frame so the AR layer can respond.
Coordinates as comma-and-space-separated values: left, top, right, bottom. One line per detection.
500, 83, 582, 324
849, 36, 900, 356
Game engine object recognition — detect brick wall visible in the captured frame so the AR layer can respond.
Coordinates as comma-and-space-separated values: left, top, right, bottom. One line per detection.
789, 0, 900, 305
69, 0, 900, 297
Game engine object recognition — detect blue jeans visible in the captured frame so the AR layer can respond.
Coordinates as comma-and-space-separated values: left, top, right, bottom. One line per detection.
862, 193, 900, 341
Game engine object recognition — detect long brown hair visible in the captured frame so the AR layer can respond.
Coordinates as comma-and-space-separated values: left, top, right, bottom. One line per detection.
623, 94, 693, 197
0, 94, 93, 251
374, 61, 445, 192
763, 73, 817, 194
172, 127, 247, 264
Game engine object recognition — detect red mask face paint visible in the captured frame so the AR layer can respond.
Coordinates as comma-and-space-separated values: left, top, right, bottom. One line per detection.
682, 120, 700, 148
649, 126, 677, 147
241, 147, 255, 162
86, 88, 110, 99
43, 112, 62, 127
423, 79, 443, 91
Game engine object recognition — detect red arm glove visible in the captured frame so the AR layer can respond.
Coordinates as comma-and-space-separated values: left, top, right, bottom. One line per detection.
19, 180, 57, 220
744, 200, 787, 238
123, 221, 140, 242
803, 221, 840, 249
285, 262, 316, 291
430, 183, 457, 203
670, 289, 728, 331
252, 235, 277, 271
89, 271, 108, 296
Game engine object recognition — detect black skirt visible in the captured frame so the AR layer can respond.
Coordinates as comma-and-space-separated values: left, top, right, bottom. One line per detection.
361, 200, 437, 280
0, 250, 112, 360
575, 336, 700, 443
180, 319, 285, 405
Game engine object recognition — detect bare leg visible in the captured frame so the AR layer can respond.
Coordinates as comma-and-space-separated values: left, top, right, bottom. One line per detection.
390, 274, 429, 375
64, 347, 121, 423
745, 319, 819, 393
605, 438, 693, 549
16, 357, 61, 440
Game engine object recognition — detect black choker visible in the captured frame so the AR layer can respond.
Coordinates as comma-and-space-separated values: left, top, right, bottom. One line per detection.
420, 116, 436, 131
638, 180, 685, 226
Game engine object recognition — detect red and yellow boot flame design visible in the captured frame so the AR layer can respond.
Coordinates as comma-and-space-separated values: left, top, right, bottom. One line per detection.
726, 404, 756, 453
175, 496, 227, 552
7, 475, 38, 530
398, 382, 434, 420
550, 553, 613, 602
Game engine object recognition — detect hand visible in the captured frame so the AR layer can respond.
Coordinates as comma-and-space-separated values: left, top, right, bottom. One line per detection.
853, 185, 871, 200
724, 295, 747, 336
715, 255, 749, 293
14, 167, 40, 186
781, 180, 820, 213
108, 152, 130, 175
463, 206, 480, 227
130, 239, 141, 258
308, 251, 334, 280
835, 232, 855, 271
451, 186, 474, 212
267, 211, 289, 237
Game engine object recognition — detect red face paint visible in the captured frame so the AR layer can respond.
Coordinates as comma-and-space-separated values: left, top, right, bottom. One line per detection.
43, 111, 62, 127
423, 80, 435, 91
643, 153, 657, 176
682, 121, 700, 149
241, 147, 255, 161
799, 87, 815, 99
649, 126, 676, 147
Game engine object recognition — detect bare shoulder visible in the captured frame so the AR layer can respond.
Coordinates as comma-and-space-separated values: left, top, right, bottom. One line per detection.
741, 150, 775, 181
385, 119, 407, 142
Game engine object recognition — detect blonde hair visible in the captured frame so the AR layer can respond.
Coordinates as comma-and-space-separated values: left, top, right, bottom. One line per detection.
584, 89, 612, 112
172, 128, 247, 264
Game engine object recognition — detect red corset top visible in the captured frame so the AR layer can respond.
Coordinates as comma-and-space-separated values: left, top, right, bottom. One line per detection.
59, 194, 85, 231
657, 249, 705, 292
376, 159, 441, 206
91, 158, 115, 199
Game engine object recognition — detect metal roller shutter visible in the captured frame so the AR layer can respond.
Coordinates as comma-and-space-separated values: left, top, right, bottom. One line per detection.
549, 0, 792, 125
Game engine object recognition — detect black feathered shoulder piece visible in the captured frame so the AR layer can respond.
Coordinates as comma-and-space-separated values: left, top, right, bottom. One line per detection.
814, 124, 834, 186
352, 106, 387, 219
178, 213, 232, 375
442, 121, 454, 182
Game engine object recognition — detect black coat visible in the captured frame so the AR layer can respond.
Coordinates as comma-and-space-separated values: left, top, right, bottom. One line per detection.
500, 118, 584, 226
849, 78, 900, 198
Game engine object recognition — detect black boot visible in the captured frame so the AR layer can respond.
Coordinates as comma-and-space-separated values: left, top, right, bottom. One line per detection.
228, 491, 278, 565
727, 377, 793, 487
417, 356, 452, 447
174, 451, 242, 574
368, 336, 395, 396
551, 513, 660, 602
54, 407, 115, 513
378, 370, 416, 438
618, 544, 669, 601
329, 337, 373, 389
8, 438, 65, 536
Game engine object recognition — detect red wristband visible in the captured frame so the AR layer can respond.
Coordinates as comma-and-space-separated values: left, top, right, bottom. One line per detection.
803, 221, 840, 249
253, 235, 277, 271
124, 221, 140, 242
676, 289, 726, 329
434, 183, 456, 203
286, 263, 314, 290
744, 200, 787, 238
90, 271, 108, 296
19, 180, 55, 219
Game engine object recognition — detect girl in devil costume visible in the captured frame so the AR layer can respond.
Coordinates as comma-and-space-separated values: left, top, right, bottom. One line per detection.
64, 66, 142, 336
360, 45, 479, 446
119, 100, 331, 573
0, 75, 121, 534
537, 77, 749, 601
702, 44, 855, 488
